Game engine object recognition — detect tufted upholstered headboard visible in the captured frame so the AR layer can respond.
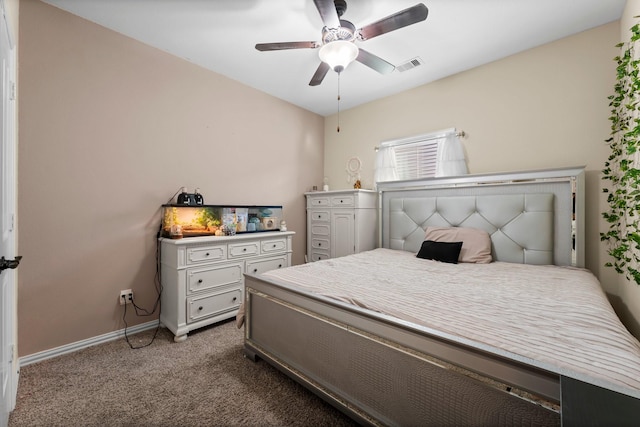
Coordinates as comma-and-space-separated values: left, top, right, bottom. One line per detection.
387, 194, 554, 264
377, 167, 585, 267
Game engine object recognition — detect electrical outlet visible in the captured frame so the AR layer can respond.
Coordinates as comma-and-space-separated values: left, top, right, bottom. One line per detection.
119, 289, 133, 305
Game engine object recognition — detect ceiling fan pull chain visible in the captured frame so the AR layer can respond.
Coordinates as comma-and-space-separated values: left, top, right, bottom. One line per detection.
337, 72, 341, 133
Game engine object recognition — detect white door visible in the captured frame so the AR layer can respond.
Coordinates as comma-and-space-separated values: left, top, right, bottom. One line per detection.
0, 2, 17, 425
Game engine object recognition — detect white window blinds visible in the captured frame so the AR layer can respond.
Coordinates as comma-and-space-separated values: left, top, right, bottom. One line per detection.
393, 140, 439, 180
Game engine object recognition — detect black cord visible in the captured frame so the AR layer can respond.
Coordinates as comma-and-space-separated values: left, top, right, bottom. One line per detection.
122, 300, 160, 350
122, 223, 164, 350
166, 186, 183, 205
122, 186, 182, 349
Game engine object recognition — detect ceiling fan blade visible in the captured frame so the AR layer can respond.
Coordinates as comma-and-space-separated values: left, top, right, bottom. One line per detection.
356, 49, 395, 74
309, 62, 330, 86
255, 41, 319, 51
313, 0, 340, 29
358, 3, 428, 41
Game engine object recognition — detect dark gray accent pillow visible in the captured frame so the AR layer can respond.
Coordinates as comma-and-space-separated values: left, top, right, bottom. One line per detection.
416, 240, 463, 264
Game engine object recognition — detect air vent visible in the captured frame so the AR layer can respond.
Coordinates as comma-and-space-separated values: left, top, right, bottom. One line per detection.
397, 57, 424, 72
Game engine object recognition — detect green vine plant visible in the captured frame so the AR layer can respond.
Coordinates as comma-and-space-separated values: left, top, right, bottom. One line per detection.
602, 19, 640, 285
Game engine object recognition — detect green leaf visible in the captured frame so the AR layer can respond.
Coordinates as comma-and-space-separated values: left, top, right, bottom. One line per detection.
603, 31, 640, 286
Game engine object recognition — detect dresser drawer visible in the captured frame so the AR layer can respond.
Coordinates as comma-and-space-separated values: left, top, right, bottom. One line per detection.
228, 241, 260, 258
186, 245, 227, 265
310, 223, 330, 236
331, 195, 354, 207
309, 210, 330, 222
187, 262, 243, 294
311, 237, 329, 251
187, 288, 242, 323
261, 238, 287, 253
310, 251, 330, 262
307, 196, 330, 207
246, 255, 287, 275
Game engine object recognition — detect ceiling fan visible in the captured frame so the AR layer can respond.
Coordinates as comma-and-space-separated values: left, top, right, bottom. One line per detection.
255, 0, 429, 86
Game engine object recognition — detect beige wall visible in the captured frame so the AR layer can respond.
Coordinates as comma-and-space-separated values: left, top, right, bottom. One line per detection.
323, 21, 640, 338
17, 0, 324, 356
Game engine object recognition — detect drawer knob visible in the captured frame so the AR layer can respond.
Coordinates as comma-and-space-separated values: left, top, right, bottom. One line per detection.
232, 297, 237, 302
273, 244, 277, 248
278, 264, 282, 268
198, 279, 203, 284
243, 248, 247, 252
205, 252, 210, 256
198, 306, 203, 311
318, 243, 322, 247
253, 268, 258, 273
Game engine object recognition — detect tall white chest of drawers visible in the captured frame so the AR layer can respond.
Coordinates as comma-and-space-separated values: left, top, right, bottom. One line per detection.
305, 190, 377, 262
160, 231, 294, 342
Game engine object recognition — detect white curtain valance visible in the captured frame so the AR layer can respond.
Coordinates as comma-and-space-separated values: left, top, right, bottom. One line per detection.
374, 146, 398, 185
435, 133, 468, 177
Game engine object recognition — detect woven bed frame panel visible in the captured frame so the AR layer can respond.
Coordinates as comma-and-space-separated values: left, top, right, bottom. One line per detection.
249, 293, 559, 426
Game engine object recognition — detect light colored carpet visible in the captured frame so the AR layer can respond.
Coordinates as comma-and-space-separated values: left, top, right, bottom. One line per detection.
9, 320, 357, 426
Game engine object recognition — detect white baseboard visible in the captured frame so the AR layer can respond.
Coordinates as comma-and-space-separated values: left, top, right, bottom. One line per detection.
19, 320, 161, 367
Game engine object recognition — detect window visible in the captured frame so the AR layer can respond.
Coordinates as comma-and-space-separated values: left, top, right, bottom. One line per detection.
393, 139, 439, 180
374, 128, 467, 185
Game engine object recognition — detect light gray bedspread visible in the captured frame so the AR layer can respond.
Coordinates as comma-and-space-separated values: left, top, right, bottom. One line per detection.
256, 248, 640, 395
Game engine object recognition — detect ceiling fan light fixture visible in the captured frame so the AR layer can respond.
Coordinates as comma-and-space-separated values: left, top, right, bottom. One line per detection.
319, 40, 359, 73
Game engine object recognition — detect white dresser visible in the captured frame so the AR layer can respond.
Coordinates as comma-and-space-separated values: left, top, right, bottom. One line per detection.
305, 190, 377, 262
160, 231, 294, 342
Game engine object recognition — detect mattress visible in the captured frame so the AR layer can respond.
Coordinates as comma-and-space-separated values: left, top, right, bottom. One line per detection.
261, 248, 640, 395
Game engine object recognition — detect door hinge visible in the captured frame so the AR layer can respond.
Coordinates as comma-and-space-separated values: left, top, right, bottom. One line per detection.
10, 81, 16, 100
9, 344, 14, 364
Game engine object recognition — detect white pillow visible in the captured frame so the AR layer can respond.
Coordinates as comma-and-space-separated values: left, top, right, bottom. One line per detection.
424, 226, 492, 263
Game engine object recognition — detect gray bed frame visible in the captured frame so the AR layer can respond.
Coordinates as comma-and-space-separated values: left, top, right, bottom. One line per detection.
243, 167, 640, 426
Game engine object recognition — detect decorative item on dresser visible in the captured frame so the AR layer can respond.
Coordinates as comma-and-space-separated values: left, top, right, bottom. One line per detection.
160, 231, 294, 342
305, 189, 377, 262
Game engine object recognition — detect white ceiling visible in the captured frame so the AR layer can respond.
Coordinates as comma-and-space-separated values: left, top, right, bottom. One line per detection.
42, 0, 626, 117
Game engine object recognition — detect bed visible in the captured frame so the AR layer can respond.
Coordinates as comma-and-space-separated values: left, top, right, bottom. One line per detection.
241, 166, 640, 426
